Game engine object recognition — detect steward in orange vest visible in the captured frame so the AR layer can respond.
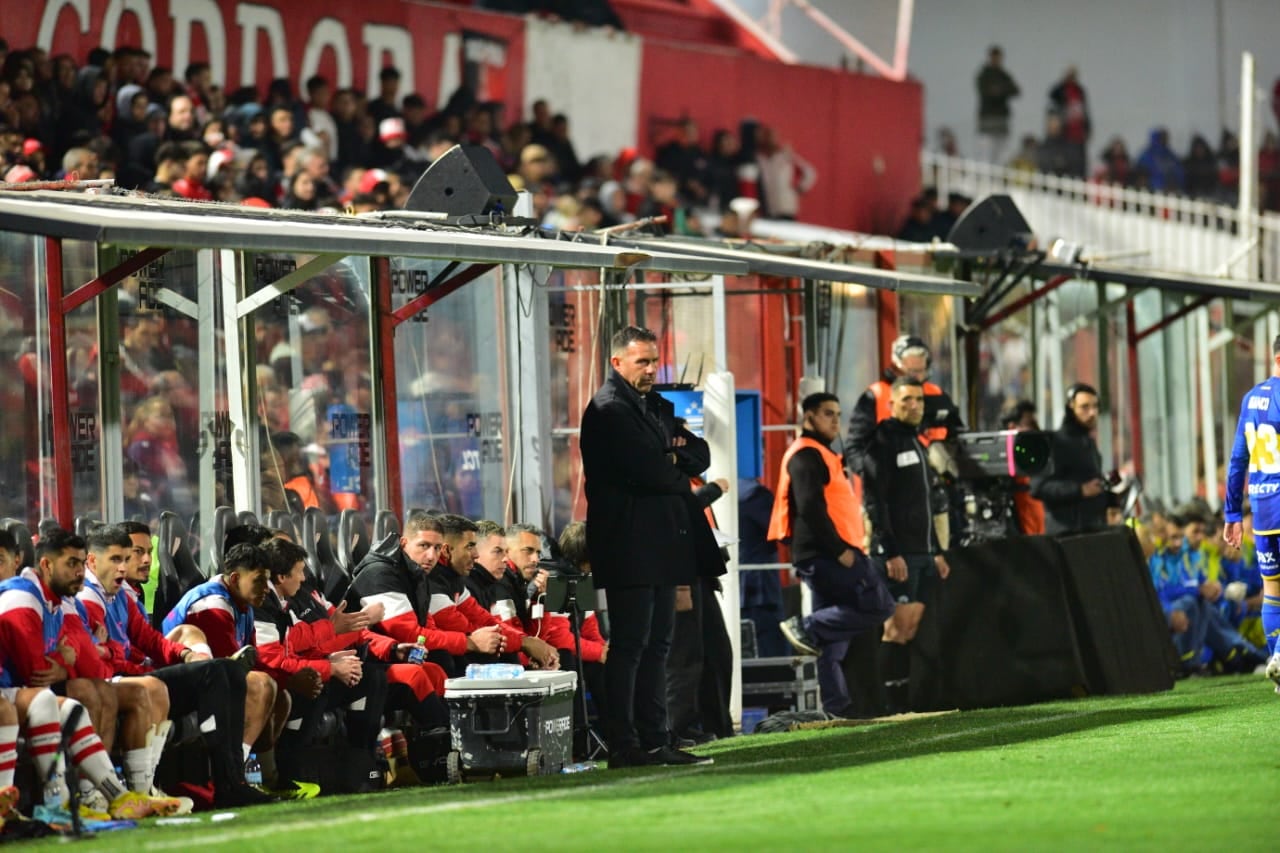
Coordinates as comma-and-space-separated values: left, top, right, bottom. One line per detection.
844, 335, 963, 475
767, 392, 894, 717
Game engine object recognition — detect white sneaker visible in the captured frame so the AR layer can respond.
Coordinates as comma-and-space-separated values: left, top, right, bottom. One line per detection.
79, 788, 111, 816
1265, 653, 1280, 694
151, 786, 194, 815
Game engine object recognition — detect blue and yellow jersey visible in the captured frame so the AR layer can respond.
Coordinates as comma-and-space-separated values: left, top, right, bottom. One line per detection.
1226, 379, 1280, 533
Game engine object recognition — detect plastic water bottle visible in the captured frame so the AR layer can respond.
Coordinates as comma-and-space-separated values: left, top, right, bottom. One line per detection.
407, 635, 427, 665
245, 753, 263, 787
42, 764, 62, 810
465, 663, 524, 679
561, 761, 598, 774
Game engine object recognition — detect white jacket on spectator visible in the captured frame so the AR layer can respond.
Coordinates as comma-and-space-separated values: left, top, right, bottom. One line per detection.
757, 147, 816, 219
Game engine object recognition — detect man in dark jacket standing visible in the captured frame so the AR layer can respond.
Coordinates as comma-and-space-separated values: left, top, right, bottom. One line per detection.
863, 377, 951, 710
1032, 383, 1110, 535
580, 325, 720, 768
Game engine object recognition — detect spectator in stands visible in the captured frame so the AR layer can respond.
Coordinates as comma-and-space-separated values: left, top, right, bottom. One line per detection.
547, 113, 582, 185
1260, 130, 1280, 212
704, 129, 744, 212
976, 45, 1019, 164
261, 106, 296, 176
1183, 135, 1219, 199
1094, 137, 1132, 186
112, 84, 148, 149
636, 168, 701, 235
303, 75, 337, 162
1136, 128, 1185, 194
171, 140, 211, 200
61, 144, 99, 180
1048, 66, 1090, 170
183, 62, 213, 123
754, 123, 815, 220
1031, 382, 1109, 535
164, 94, 197, 143
369, 66, 402, 125
1036, 112, 1083, 179
281, 169, 318, 211
1211, 128, 1238, 201
656, 118, 708, 207
1002, 134, 1038, 175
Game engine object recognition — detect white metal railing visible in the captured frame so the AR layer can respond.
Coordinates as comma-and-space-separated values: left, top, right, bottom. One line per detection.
922, 152, 1280, 283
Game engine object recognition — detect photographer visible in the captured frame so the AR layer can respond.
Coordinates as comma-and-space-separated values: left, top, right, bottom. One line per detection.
862, 377, 951, 710
1032, 383, 1110, 535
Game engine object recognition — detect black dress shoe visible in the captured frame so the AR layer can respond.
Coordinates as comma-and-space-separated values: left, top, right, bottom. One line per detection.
607, 746, 656, 769
213, 782, 278, 808
648, 746, 713, 766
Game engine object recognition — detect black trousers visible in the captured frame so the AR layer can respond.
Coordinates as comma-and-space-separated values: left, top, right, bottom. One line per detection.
666, 578, 734, 739
150, 659, 248, 789
282, 661, 389, 753
602, 584, 675, 752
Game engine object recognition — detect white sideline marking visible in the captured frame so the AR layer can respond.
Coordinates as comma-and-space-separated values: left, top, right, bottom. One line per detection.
143, 696, 1177, 850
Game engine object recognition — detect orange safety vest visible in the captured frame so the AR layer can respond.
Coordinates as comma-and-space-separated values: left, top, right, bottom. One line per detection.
869, 379, 949, 445
767, 437, 864, 548
1012, 476, 1046, 535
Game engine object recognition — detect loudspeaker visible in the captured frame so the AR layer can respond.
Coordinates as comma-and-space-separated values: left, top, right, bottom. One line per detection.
405, 144, 517, 218
945, 193, 1034, 253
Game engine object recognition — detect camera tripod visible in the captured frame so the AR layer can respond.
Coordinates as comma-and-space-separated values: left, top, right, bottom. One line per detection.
558, 575, 608, 761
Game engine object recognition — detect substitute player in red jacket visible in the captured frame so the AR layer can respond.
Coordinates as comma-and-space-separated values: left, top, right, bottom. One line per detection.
430, 515, 559, 669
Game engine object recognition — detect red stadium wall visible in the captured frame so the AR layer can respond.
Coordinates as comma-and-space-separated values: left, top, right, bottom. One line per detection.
638, 40, 922, 232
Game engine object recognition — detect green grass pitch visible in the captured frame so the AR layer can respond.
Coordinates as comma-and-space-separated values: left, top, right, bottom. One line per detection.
32, 675, 1275, 851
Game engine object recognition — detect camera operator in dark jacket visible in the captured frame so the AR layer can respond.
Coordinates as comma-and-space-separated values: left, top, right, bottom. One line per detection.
1032, 383, 1110, 535
862, 377, 951, 710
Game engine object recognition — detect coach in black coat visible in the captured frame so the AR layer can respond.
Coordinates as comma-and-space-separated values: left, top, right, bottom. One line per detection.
580, 326, 719, 767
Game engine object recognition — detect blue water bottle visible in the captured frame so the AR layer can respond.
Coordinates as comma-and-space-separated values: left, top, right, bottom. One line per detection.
407, 635, 427, 665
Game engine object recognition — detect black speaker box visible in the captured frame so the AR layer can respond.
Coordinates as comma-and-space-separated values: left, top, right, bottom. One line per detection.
405, 144, 517, 217
945, 193, 1034, 253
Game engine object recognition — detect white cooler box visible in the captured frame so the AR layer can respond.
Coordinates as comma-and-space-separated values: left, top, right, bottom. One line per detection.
443, 670, 577, 783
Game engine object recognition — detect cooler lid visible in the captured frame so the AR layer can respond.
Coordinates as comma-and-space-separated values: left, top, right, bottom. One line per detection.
444, 669, 578, 698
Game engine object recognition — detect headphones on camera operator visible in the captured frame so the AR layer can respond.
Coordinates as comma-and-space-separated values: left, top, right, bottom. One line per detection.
891, 334, 932, 373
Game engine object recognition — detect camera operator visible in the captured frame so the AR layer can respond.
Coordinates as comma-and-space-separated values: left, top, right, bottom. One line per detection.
862, 376, 951, 710
845, 335, 964, 476
1001, 400, 1045, 535
1032, 383, 1111, 535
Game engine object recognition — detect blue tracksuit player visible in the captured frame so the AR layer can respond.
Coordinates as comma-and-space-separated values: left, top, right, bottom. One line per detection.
1224, 335, 1280, 693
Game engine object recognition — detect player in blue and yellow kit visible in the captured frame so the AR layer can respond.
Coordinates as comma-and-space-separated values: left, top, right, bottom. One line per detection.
1224, 339, 1280, 692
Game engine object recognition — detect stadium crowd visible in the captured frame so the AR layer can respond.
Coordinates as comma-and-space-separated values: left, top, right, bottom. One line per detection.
962, 47, 1280, 209
0, 38, 814, 236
